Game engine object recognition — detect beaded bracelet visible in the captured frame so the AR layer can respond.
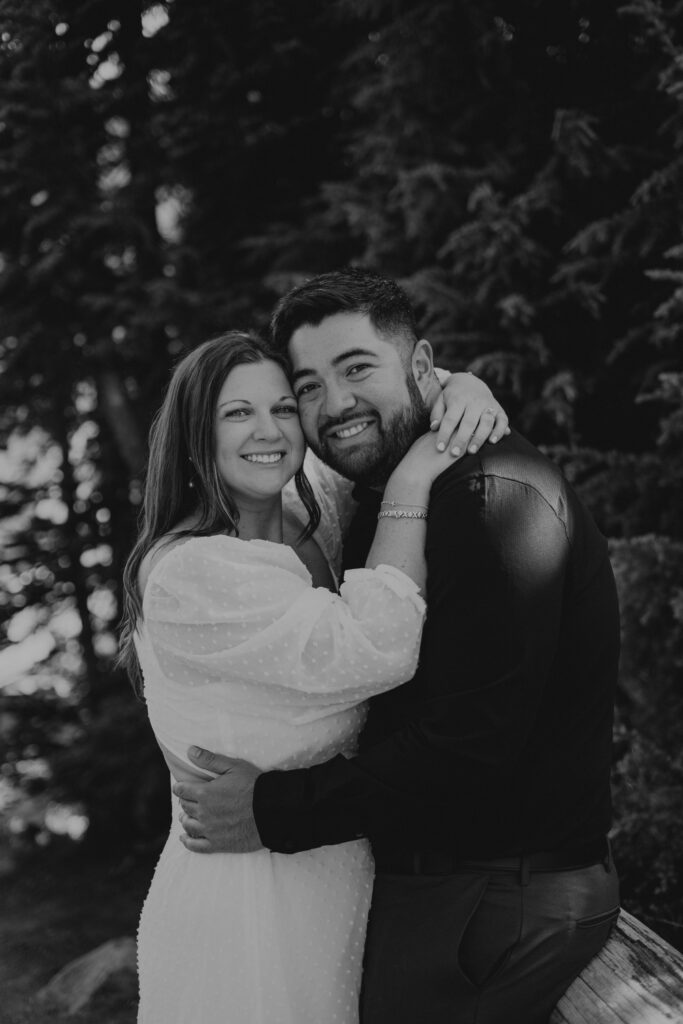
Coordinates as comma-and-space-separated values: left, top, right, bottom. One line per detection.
377, 509, 428, 520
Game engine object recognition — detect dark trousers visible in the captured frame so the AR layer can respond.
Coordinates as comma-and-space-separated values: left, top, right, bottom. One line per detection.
360, 856, 619, 1024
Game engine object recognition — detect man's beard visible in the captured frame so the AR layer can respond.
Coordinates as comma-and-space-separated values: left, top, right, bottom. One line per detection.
312, 375, 431, 488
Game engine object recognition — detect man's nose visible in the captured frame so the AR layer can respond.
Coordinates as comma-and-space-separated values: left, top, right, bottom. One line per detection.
323, 380, 357, 419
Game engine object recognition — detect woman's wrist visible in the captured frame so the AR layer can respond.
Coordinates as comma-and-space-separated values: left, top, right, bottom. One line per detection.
382, 491, 430, 511
378, 507, 428, 521
382, 474, 430, 509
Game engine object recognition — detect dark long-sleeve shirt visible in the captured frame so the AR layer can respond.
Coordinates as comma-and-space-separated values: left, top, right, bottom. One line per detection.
253, 430, 620, 857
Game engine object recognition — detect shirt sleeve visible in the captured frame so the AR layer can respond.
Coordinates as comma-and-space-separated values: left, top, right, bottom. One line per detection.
143, 537, 425, 707
253, 471, 573, 850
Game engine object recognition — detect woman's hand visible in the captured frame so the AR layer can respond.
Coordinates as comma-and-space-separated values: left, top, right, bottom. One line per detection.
383, 432, 455, 507
430, 372, 510, 457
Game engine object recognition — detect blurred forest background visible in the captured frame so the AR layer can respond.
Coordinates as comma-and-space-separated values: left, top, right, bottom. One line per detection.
1, 0, 682, 997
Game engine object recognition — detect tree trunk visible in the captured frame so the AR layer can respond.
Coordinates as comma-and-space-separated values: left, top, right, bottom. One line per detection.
52, 406, 100, 693
96, 368, 147, 477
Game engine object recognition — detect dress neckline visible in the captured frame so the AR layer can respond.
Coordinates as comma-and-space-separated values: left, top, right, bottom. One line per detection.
141, 532, 318, 609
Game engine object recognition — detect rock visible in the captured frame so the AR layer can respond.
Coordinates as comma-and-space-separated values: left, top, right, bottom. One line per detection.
36, 936, 137, 1015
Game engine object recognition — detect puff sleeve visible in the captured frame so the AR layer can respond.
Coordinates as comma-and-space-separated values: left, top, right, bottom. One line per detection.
143, 536, 424, 707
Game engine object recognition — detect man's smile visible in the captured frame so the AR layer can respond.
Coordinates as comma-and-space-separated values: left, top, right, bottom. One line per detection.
325, 418, 377, 443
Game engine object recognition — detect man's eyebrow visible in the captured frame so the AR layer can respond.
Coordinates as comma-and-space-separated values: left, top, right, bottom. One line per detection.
291, 348, 377, 383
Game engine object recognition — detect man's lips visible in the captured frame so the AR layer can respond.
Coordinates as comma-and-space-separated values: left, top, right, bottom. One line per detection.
324, 418, 376, 443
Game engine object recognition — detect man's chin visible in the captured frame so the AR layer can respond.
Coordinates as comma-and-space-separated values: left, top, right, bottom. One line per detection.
319, 441, 387, 485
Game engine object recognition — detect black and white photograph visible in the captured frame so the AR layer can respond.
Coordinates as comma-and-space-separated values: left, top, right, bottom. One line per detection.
1, 2, 682, 1022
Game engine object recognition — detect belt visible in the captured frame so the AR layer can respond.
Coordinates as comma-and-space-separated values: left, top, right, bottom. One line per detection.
374, 837, 610, 878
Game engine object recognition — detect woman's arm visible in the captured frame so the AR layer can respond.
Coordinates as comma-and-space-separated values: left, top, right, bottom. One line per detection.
365, 432, 453, 593
431, 370, 510, 456
144, 538, 426, 704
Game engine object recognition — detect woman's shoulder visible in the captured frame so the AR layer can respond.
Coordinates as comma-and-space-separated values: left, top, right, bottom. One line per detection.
138, 529, 196, 597
139, 527, 310, 600
138, 517, 224, 595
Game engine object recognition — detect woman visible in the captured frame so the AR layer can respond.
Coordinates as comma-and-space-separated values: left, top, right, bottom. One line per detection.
119, 331, 504, 1024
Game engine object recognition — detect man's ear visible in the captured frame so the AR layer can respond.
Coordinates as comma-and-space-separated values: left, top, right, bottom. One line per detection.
411, 338, 436, 395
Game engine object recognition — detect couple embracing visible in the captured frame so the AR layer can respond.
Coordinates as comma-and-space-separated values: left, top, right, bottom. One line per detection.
120, 268, 620, 1024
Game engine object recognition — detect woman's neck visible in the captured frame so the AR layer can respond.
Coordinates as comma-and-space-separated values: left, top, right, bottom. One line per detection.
178, 496, 285, 544
233, 496, 284, 543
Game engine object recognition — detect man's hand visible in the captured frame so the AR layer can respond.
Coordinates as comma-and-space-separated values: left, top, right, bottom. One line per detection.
172, 746, 264, 854
431, 371, 510, 457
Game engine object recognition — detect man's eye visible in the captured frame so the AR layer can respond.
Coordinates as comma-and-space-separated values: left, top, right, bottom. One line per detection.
295, 382, 318, 399
347, 363, 371, 376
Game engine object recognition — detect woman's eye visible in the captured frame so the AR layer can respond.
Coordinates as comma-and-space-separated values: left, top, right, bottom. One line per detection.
276, 404, 298, 416
223, 408, 250, 419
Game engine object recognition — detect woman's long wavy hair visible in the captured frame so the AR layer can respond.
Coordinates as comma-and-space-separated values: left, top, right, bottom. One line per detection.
118, 331, 320, 693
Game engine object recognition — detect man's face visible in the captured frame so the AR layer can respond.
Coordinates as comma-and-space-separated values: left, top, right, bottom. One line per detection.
288, 312, 430, 486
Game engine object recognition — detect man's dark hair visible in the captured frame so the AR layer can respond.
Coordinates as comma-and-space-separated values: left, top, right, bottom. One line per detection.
269, 267, 419, 356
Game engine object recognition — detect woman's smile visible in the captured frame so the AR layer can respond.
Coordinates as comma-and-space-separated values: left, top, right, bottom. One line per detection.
241, 451, 287, 464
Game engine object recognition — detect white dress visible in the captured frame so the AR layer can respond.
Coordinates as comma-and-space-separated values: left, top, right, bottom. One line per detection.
135, 455, 426, 1024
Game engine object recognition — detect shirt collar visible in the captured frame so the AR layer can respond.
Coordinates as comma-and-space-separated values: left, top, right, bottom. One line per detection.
351, 482, 383, 507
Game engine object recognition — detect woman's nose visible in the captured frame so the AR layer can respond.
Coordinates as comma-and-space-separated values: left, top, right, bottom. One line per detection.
253, 413, 284, 441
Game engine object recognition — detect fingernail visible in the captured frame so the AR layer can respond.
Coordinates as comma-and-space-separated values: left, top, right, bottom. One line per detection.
491, 436, 498, 443
450, 446, 461, 457
468, 444, 478, 453
437, 441, 446, 452
189, 746, 202, 758
430, 420, 439, 431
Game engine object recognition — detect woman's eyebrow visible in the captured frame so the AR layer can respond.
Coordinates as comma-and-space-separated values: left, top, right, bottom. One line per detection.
217, 397, 251, 409
217, 394, 294, 409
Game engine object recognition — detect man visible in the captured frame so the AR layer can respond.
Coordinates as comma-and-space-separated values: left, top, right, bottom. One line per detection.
175, 268, 620, 1023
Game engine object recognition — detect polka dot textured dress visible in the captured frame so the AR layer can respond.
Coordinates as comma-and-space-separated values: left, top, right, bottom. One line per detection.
135, 458, 426, 1024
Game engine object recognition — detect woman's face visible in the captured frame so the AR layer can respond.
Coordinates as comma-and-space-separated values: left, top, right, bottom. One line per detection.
213, 359, 305, 506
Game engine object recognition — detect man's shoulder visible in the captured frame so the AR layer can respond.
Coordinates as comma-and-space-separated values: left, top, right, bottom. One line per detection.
431, 430, 568, 511
434, 429, 552, 484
